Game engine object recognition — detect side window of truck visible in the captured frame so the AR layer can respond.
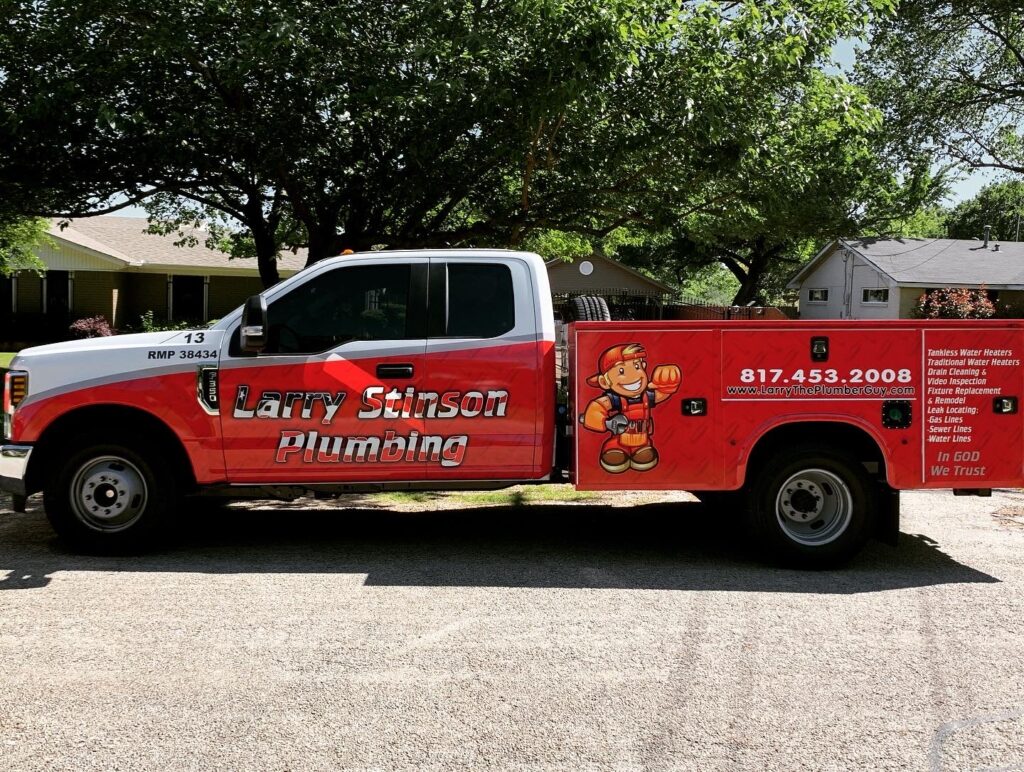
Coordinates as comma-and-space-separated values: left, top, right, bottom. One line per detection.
264, 263, 413, 354
443, 263, 515, 338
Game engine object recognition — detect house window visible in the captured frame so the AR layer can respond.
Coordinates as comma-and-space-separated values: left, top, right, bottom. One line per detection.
807, 288, 829, 303
171, 275, 206, 323
43, 270, 71, 319
862, 288, 889, 304
0, 276, 11, 319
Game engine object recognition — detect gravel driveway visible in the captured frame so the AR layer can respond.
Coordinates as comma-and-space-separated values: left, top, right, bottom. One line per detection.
1, 487, 1023, 771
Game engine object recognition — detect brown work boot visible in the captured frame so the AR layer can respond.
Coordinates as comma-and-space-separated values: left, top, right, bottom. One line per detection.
630, 445, 659, 471
600, 448, 630, 474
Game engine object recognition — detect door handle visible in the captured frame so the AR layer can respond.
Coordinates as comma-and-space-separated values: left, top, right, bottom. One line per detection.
376, 363, 414, 379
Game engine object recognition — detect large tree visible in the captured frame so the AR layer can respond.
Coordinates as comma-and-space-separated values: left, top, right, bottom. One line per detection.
613, 69, 941, 304
1, 0, 894, 286
857, 1, 1024, 179
946, 179, 1024, 241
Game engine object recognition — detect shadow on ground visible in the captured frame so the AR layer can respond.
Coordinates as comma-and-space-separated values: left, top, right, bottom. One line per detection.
0, 494, 999, 593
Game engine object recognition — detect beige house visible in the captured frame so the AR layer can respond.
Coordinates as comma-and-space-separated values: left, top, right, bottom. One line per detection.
0, 220, 676, 342
789, 238, 1024, 319
545, 252, 675, 298
1, 218, 306, 338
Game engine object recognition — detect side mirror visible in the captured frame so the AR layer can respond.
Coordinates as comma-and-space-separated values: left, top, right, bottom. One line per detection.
240, 294, 268, 353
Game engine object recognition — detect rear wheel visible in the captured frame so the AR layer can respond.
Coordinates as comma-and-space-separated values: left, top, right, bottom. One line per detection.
44, 435, 178, 552
745, 445, 875, 568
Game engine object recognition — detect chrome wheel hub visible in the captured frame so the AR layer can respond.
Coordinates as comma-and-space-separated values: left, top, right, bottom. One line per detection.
775, 468, 853, 547
69, 455, 148, 532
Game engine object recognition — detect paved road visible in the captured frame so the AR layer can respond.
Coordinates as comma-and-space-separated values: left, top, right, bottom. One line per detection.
2, 488, 1024, 771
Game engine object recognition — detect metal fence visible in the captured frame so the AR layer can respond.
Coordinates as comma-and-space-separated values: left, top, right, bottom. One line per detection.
553, 289, 789, 321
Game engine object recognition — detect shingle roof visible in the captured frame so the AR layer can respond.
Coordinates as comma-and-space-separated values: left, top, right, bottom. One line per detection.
49, 216, 308, 275
790, 238, 1024, 289
544, 252, 676, 294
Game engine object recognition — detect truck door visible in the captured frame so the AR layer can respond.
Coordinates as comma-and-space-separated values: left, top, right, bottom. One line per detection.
422, 257, 549, 480
218, 257, 428, 484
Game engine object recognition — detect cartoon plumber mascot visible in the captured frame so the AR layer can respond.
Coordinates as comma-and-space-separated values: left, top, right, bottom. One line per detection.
581, 343, 681, 473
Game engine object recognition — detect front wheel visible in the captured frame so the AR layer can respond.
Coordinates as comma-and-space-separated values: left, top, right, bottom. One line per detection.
745, 445, 876, 568
44, 436, 178, 552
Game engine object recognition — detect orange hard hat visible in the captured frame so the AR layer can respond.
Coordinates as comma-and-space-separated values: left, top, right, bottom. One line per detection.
586, 343, 646, 387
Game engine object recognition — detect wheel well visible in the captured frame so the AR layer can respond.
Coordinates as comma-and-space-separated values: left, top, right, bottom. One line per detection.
27, 405, 196, 494
745, 422, 887, 485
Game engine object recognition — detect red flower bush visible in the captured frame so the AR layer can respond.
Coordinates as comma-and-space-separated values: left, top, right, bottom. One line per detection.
68, 315, 114, 338
913, 287, 995, 319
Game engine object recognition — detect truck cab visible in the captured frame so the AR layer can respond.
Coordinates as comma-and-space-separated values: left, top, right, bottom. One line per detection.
1, 250, 557, 549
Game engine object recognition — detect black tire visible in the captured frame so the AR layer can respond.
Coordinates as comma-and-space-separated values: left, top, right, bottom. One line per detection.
744, 444, 876, 568
43, 434, 179, 552
571, 295, 611, 322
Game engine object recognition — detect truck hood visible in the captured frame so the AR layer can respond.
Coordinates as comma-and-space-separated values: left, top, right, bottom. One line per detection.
14, 331, 194, 359
11, 328, 226, 405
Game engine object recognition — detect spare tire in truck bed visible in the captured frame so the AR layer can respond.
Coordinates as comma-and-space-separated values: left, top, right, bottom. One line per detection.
571, 296, 611, 321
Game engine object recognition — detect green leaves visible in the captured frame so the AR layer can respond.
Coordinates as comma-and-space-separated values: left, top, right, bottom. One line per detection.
0, 0, 900, 291
946, 180, 1024, 241
0, 217, 49, 277
857, 1, 1024, 178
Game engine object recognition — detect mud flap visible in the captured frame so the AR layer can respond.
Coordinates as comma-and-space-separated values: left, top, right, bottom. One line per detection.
875, 484, 900, 546
11, 494, 27, 513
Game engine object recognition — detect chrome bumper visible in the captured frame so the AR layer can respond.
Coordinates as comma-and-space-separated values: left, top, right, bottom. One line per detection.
0, 445, 32, 497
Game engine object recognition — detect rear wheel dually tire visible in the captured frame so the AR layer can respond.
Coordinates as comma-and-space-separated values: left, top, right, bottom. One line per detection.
745, 445, 876, 568
44, 435, 178, 552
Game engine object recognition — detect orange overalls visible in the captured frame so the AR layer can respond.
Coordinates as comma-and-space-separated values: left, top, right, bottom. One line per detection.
602, 390, 656, 455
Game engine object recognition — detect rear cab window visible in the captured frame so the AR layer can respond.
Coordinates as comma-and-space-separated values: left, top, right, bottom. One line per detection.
432, 262, 515, 338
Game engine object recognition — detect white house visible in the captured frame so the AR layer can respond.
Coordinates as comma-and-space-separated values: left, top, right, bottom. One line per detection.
788, 237, 1024, 319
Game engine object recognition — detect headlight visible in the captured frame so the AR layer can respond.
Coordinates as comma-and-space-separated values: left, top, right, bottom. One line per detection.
2, 369, 28, 440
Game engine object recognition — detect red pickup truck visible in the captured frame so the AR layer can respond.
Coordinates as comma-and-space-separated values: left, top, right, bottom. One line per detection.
2, 249, 1021, 565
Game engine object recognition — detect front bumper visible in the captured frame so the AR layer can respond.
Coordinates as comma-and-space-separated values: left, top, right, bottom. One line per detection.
0, 445, 32, 497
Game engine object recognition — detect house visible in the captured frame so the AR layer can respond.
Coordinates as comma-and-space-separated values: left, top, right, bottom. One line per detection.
0, 218, 679, 343
1, 217, 306, 339
545, 252, 676, 299
788, 237, 1024, 319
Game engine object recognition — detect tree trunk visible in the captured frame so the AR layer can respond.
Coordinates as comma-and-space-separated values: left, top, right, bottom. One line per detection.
730, 251, 769, 306
252, 229, 281, 289
240, 195, 281, 290
305, 229, 335, 267
304, 216, 356, 266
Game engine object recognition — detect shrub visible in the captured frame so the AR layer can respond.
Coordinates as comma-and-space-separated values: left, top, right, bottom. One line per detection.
913, 287, 995, 319
68, 315, 114, 338
137, 310, 192, 332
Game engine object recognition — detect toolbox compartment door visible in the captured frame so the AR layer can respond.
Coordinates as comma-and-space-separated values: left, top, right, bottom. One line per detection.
921, 328, 1024, 486
572, 326, 720, 490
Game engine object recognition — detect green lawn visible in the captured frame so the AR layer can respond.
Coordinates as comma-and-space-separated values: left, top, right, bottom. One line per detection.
0, 352, 15, 368
374, 485, 599, 507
